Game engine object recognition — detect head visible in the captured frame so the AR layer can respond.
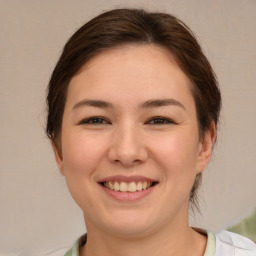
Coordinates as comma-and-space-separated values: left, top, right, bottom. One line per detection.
46, 8, 221, 213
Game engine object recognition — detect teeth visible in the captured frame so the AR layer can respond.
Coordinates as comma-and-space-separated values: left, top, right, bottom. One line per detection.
142, 181, 147, 190
120, 182, 128, 192
103, 181, 153, 192
114, 181, 119, 191
109, 181, 114, 190
137, 181, 142, 191
128, 182, 137, 192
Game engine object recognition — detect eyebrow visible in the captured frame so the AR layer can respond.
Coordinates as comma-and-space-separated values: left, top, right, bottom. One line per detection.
72, 98, 185, 110
140, 99, 185, 110
72, 99, 113, 110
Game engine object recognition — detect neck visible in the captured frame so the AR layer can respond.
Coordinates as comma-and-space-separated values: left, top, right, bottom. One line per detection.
80, 212, 207, 256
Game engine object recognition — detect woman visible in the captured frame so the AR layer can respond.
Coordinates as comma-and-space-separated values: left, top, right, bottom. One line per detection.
46, 8, 256, 256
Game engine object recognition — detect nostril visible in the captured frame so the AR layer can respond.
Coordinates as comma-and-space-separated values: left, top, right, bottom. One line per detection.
107, 137, 148, 166
111, 158, 143, 167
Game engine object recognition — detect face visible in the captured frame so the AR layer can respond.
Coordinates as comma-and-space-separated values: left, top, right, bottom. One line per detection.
53, 45, 214, 237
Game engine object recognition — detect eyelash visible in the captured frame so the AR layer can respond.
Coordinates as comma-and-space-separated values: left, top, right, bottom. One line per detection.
79, 117, 110, 125
146, 117, 176, 125
79, 116, 176, 125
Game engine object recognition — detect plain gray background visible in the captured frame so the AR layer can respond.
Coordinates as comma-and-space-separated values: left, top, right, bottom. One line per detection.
0, 0, 255, 255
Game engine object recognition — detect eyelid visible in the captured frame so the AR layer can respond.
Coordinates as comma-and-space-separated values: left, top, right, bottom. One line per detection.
78, 116, 111, 125
146, 116, 177, 125
77, 116, 176, 125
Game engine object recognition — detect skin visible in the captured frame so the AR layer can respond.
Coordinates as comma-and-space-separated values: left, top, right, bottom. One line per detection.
53, 44, 216, 256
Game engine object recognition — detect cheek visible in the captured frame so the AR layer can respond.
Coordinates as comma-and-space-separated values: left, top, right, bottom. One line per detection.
61, 132, 107, 178
60, 132, 108, 208
148, 130, 200, 198
149, 131, 199, 172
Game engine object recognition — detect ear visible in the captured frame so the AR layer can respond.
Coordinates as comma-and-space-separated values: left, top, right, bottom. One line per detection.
52, 141, 65, 176
196, 121, 216, 174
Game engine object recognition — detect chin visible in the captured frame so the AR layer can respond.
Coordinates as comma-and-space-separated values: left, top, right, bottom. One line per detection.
105, 222, 154, 238
92, 210, 159, 238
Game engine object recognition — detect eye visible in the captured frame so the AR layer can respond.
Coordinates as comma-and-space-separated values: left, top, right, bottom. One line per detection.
147, 117, 176, 125
79, 117, 110, 125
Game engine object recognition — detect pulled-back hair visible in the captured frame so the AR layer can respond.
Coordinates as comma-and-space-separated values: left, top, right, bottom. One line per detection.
46, 8, 221, 211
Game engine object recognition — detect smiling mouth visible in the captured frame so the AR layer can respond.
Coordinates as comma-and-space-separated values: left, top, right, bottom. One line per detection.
100, 181, 157, 193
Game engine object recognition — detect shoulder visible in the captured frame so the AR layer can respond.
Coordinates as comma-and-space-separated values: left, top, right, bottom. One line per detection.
63, 249, 72, 256
63, 234, 87, 256
215, 230, 256, 256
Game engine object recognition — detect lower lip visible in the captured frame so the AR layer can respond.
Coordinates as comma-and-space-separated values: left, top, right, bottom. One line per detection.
100, 184, 156, 201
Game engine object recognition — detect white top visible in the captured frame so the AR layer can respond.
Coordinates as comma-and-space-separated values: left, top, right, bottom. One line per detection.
215, 230, 256, 256
63, 230, 256, 256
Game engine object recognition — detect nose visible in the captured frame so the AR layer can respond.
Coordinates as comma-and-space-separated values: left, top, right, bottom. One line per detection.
107, 124, 148, 167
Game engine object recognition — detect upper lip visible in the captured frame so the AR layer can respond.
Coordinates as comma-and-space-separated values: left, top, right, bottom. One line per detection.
97, 175, 158, 183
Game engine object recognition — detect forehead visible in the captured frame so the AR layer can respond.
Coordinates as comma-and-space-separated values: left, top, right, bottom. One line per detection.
78, 44, 181, 80
67, 44, 194, 109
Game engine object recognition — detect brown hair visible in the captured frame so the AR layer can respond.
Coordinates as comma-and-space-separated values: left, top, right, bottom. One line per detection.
46, 8, 221, 210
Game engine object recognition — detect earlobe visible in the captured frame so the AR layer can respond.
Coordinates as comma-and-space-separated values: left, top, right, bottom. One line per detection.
52, 141, 65, 176
196, 122, 216, 174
